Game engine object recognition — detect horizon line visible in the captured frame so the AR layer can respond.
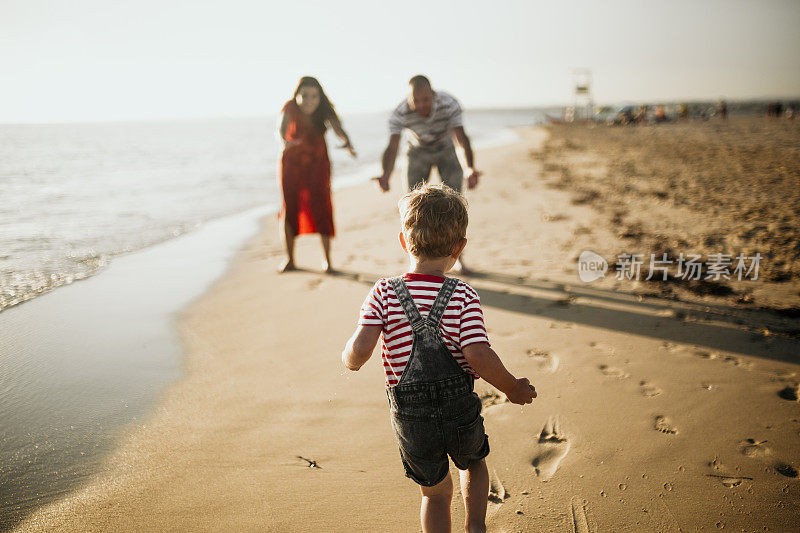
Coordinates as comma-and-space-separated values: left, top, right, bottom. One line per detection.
2, 94, 799, 126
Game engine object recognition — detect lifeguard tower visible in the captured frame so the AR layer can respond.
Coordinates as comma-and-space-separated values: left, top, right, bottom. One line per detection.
569, 69, 594, 122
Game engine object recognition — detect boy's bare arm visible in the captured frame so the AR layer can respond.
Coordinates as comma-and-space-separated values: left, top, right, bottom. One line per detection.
342, 325, 382, 371
462, 343, 536, 405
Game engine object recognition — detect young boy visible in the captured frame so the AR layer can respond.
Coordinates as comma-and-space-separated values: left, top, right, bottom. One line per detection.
342, 184, 537, 533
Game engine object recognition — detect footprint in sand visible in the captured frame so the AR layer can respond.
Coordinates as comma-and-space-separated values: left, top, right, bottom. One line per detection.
639, 380, 662, 397
718, 477, 747, 488
654, 416, 678, 435
695, 349, 754, 370
737, 440, 797, 479
774, 463, 799, 478
527, 349, 559, 372
488, 469, 510, 504
532, 416, 570, 481
572, 226, 593, 236
589, 341, 616, 355
307, 278, 323, 289
739, 438, 771, 458
694, 349, 718, 360
722, 354, 754, 369
480, 390, 509, 410
778, 383, 799, 402
772, 369, 798, 382
599, 364, 629, 379
541, 212, 569, 223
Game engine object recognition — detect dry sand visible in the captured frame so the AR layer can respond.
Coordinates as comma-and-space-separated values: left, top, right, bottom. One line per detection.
16, 126, 800, 532
539, 117, 800, 312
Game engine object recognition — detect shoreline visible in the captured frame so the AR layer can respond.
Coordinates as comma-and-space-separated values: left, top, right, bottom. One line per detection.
13, 125, 800, 531
0, 119, 524, 316
0, 206, 268, 529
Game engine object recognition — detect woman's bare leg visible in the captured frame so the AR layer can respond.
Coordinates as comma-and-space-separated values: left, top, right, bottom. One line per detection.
420, 473, 453, 533
321, 234, 333, 273
459, 459, 488, 533
279, 219, 296, 272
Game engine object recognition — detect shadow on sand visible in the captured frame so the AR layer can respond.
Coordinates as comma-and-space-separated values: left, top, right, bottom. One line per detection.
330, 268, 800, 364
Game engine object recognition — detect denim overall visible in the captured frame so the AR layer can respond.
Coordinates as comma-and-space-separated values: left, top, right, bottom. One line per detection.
386, 276, 489, 486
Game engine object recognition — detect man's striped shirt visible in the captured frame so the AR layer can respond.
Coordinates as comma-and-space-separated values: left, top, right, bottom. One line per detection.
388, 91, 463, 151
358, 273, 490, 386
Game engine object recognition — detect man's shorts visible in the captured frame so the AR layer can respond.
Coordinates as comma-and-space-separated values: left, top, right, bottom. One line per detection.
406, 143, 464, 193
386, 375, 490, 487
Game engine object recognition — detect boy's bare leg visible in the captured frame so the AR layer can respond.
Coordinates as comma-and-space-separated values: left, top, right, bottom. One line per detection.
320, 235, 333, 273
459, 459, 488, 533
420, 473, 453, 533
279, 219, 296, 273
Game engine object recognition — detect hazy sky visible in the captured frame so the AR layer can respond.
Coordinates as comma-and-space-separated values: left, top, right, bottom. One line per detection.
2, 0, 799, 123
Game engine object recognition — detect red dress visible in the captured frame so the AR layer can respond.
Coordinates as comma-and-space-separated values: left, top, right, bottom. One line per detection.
279, 100, 335, 236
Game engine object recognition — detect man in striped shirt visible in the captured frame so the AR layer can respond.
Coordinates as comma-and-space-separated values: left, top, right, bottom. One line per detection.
373, 74, 482, 274
373, 75, 482, 194
342, 184, 535, 533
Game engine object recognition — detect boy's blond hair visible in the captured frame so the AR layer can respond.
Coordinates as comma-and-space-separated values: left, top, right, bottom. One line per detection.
398, 184, 468, 258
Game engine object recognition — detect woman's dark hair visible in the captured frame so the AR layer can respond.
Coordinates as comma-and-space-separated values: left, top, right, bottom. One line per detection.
293, 76, 337, 134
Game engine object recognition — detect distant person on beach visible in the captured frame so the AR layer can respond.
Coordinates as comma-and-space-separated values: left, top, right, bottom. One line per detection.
787, 102, 798, 120
634, 105, 648, 125
718, 100, 728, 120
373, 75, 481, 273
767, 101, 784, 119
276, 76, 356, 273
342, 184, 536, 533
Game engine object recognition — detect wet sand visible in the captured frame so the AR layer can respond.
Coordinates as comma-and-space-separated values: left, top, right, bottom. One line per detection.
16, 125, 800, 531
0, 207, 266, 530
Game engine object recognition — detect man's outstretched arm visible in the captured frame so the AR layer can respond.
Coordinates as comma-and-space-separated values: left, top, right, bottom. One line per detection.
453, 126, 481, 189
372, 134, 401, 192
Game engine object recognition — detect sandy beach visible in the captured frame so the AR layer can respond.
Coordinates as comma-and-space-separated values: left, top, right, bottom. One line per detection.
15, 123, 800, 531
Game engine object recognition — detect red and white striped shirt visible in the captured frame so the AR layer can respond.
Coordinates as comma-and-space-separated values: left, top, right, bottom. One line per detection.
358, 273, 490, 386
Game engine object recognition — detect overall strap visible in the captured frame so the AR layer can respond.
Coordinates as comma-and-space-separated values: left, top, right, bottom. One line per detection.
388, 277, 426, 333
426, 277, 459, 327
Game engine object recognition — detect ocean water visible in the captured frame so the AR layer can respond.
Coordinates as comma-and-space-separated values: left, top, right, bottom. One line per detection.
0, 108, 544, 312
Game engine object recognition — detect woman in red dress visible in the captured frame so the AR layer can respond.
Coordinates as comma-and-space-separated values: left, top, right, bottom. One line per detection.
277, 77, 356, 273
